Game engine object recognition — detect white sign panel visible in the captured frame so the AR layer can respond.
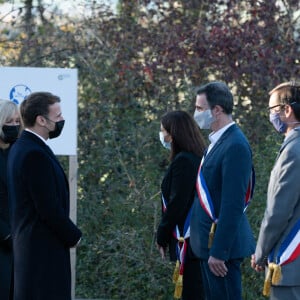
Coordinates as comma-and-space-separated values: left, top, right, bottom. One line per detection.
0, 67, 77, 155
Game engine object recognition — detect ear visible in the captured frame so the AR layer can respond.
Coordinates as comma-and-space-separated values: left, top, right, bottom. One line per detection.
166, 133, 172, 143
36, 115, 46, 126
285, 104, 293, 118
213, 105, 223, 115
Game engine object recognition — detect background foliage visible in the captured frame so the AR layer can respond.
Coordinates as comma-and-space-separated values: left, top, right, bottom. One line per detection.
0, 0, 299, 299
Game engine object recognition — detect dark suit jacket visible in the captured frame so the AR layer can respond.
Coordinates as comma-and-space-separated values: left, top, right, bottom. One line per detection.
190, 124, 255, 261
7, 131, 82, 300
0, 147, 13, 300
157, 151, 201, 261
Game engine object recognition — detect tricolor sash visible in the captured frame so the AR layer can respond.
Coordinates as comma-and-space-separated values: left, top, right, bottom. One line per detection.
195, 156, 255, 248
161, 194, 192, 299
263, 219, 300, 296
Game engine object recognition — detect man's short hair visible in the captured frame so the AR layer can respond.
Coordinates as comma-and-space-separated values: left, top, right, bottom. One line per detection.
269, 81, 300, 121
20, 92, 60, 127
196, 81, 233, 114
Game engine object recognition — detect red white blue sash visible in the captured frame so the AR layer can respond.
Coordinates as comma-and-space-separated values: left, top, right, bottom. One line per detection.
161, 194, 191, 253
269, 219, 300, 265
195, 156, 255, 247
173, 207, 192, 262
195, 157, 217, 223
161, 194, 192, 298
196, 157, 255, 220
263, 220, 300, 296
244, 166, 255, 212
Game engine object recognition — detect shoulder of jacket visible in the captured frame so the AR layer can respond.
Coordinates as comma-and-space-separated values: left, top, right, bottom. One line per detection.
173, 151, 201, 166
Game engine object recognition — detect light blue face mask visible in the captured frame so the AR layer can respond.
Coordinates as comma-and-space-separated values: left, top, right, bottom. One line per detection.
159, 131, 171, 150
269, 112, 287, 134
269, 111, 300, 134
194, 109, 214, 129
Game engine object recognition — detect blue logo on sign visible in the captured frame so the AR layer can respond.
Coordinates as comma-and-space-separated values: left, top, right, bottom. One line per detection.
9, 84, 31, 104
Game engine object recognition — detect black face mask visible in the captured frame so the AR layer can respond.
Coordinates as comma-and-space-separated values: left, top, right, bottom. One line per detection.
49, 120, 65, 139
2, 125, 20, 144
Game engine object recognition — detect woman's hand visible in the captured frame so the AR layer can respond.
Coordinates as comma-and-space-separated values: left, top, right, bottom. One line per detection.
157, 243, 166, 260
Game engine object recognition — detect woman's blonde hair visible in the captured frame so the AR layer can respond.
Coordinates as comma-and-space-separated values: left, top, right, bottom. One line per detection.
0, 99, 19, 137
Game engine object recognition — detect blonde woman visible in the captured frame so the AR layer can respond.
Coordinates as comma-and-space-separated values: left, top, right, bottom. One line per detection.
0, 99, 20, 300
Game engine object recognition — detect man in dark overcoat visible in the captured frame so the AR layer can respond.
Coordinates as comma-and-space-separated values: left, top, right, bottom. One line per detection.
7, 92, 82, 300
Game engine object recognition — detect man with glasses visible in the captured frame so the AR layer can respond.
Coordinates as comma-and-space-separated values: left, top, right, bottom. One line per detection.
251, 81, 300, 300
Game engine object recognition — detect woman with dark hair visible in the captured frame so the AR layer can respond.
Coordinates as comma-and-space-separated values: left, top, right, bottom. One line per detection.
156, 110, 206, 300
0, 99, 21, 300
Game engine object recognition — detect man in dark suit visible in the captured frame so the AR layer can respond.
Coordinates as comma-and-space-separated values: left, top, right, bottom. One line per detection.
190, 82, 255, 300
7, 92, 82, 300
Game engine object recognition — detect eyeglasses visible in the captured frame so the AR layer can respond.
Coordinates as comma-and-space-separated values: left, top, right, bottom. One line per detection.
268, 104, 285, 114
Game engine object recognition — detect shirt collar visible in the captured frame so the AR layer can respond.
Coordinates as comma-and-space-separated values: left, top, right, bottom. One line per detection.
25, 128, 48, 144
208, 122, 235, 145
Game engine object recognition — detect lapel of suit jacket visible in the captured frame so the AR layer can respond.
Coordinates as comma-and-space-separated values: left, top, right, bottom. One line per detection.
204, 124, 237, 163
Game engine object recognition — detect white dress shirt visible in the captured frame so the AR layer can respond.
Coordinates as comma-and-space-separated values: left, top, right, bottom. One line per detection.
206, 122, 235, 155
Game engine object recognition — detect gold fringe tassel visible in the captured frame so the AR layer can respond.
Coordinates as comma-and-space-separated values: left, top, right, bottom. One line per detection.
262, 263, 282, 297
172, 260, 180, 283
271, 264, 282, 285
208, 222, 216, 248
173, 274, 183, 299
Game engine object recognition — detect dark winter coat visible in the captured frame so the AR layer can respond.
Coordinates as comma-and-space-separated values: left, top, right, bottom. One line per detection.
7, 131, 82, 300
0, 147, 13, 300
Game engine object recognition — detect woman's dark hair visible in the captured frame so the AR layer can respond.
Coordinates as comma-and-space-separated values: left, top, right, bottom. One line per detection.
20, 92, 61, 127
161, 110, 206, 160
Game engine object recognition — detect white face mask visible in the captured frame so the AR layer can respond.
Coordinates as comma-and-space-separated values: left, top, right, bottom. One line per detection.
194, 109, 214, 129
159, 131, 171, 150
